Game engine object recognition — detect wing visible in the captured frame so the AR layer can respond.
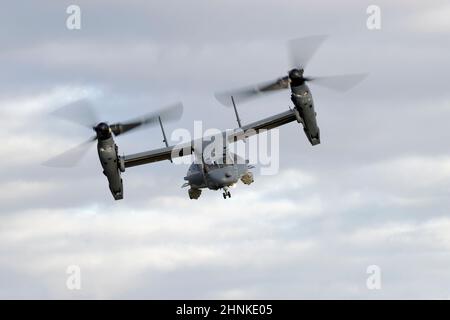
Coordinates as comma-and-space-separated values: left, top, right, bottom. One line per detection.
123, 108, 297, 168
228, 109, 297, 143
123, 141, 194, 168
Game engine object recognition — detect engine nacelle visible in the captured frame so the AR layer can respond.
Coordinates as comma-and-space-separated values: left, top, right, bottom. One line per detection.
291, 83, 321, 146
97, 137, 123, 200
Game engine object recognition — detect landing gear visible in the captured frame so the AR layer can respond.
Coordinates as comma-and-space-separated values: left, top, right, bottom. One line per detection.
222, 187, 231, 199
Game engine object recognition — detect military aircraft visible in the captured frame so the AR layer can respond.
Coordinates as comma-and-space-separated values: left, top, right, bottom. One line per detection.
215, 35, 367, 146
45, 36, 366, 200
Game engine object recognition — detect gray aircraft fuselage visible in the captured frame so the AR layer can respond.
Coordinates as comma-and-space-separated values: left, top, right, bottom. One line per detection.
183, 154, 253, 199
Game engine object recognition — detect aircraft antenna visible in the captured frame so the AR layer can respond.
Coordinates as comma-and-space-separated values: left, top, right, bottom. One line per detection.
158, 116, 173, 163
231, 96, 242, 128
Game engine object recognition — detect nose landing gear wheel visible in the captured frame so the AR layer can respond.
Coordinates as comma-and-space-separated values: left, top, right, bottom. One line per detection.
222, 188, 231, 199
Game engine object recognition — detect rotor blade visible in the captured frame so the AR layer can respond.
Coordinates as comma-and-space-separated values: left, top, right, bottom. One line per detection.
51, 99, 99, 129
215, 76, 289, 107
42, 136, 96, 168
288, 35, 328, 70
307, 73, 368, 92
109, 102, 183, 136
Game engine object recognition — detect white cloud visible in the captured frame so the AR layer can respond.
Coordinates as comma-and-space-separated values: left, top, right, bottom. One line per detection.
0, 87, 102, 164
407, 3, 450, 33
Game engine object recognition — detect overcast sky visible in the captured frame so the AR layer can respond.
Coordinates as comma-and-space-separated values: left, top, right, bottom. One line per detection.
1, 0, 450, 299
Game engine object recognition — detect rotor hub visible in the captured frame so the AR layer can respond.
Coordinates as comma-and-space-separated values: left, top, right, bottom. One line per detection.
288, 68, 305, 87
289, 68, 304, 80
94, 122, 111, 140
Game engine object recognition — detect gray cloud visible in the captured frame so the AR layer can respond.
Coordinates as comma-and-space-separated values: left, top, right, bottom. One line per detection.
1, 0, 450, 299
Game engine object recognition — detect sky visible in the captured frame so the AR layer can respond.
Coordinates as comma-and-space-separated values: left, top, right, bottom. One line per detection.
0, 0, 449, 299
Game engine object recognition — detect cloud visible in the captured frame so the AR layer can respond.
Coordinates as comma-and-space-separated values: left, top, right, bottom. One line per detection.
1, 0, 450, 299
406, 3, 450, 33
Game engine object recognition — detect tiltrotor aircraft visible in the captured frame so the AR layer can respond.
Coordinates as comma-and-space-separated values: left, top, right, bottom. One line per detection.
45, 36, 366, 200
